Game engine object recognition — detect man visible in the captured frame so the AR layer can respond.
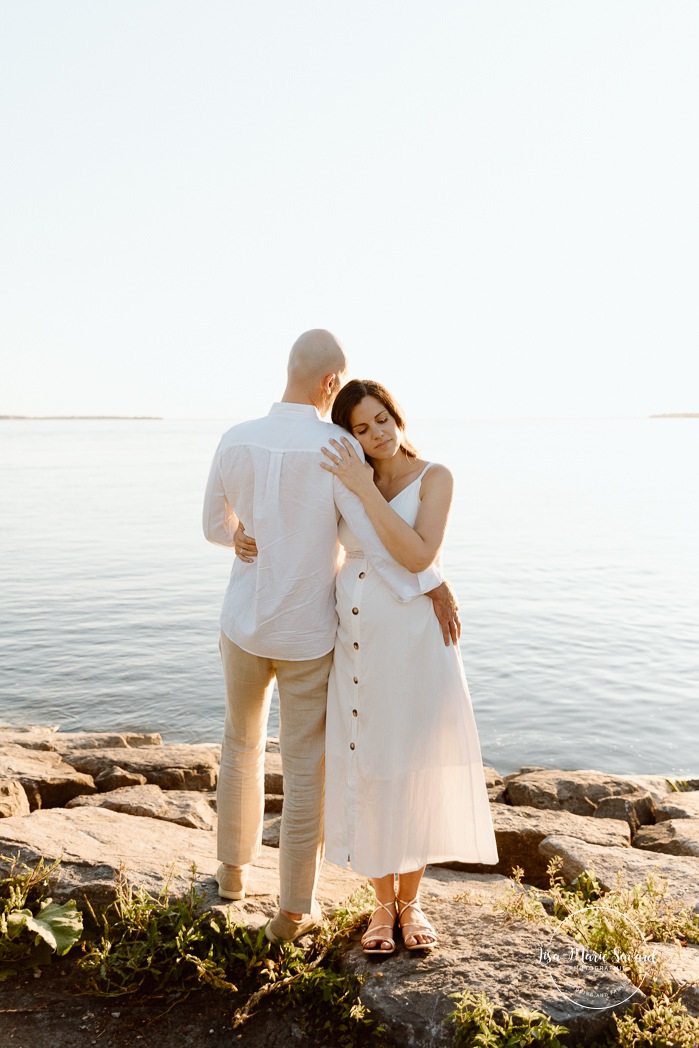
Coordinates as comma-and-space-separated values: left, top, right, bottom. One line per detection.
203, 329, 459, 943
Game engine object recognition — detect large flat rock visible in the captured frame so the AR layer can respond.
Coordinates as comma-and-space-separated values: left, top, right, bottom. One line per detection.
59, 744, 282, 796
62, 744, 220, 791
0, 807, 218, 907
539, 834, 699, 913
440, 804, 630, 887
2, 743, 96, 809
66, 784, 217, 831
505, 770, 656, 822
0, 725, 162, 751
342, 908, 642, 1046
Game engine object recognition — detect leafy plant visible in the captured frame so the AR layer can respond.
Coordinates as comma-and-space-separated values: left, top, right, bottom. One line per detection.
79, 865, 238, 995
1, 853, 83, 979
608, 985, 699, 1048
78, 867, 381, 1044
492, 865, 551, 924
446, 987, 568, 1048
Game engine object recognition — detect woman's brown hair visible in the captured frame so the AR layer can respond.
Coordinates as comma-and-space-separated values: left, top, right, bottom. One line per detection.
331, 379, 419, 461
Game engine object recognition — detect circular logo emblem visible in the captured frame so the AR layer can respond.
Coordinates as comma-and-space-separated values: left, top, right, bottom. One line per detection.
541, 905, 659, 1010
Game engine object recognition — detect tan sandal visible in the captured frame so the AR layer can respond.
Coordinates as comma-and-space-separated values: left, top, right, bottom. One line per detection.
362, 899, 397, 954
397, 895, 438, 950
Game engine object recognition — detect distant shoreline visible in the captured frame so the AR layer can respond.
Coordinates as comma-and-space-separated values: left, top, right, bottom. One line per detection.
0, 415, 163, 421
650, 413, 699, 419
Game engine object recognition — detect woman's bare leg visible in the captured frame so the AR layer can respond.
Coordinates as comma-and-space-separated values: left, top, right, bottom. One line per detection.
397, 866, 436, 947
364, 874, 397, 951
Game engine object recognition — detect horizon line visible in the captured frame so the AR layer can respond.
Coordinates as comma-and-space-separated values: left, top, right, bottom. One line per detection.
3, 412, 698, 423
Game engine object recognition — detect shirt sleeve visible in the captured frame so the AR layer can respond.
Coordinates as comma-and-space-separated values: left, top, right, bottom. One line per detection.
331, 473, 443, 602
202, 444, 236, 547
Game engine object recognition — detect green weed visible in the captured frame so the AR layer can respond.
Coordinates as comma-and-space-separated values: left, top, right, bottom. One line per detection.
76, 867, 380, 1045
0, 853, 83, 979
605, 985, 699, 1048
446, 986, 568, 1048
79, 866, 239, 995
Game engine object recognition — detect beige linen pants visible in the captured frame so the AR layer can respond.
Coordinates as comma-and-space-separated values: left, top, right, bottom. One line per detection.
217, 631, 332, 914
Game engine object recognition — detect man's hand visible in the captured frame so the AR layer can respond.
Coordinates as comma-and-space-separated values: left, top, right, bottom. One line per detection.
426, 580, 461, 646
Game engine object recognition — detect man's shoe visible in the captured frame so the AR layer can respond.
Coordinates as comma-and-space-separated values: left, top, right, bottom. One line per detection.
215, 863, 248, 900
264, 901, 322, 944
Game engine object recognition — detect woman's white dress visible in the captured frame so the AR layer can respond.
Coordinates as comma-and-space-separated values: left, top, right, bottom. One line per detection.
324, 465, 499, 877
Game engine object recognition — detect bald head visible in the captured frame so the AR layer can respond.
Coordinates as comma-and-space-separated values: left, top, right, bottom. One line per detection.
283, 329, 348, 415
287, 329, 347, 384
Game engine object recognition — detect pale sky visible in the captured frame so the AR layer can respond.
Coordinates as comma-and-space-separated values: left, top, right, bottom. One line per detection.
2, 1, 697, 421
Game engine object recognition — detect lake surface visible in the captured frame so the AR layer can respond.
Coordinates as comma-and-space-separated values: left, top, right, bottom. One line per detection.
1, 416, 697, 777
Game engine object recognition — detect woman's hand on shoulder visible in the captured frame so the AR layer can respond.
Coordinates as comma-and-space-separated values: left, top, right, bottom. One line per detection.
320, 437, 376, 499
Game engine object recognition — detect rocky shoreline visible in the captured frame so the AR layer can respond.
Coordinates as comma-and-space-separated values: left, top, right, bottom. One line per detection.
2, 724, 698, 1046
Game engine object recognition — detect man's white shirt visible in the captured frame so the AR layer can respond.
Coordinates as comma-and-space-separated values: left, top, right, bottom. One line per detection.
203, 402, 442, 660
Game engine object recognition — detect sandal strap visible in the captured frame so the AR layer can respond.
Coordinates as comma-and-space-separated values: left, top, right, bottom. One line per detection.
396, 894, 422, 919
361, 924, 396, 944
399, 921, 436, 937
396, 896, 436, 937
371, 899, 397, 921
361, 900, 397, 945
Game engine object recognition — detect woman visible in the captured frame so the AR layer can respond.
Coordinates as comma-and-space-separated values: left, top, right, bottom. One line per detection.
318, 380, 498, 953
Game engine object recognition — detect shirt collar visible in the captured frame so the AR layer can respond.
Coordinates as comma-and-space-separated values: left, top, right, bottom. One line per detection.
269, 402, 322, 420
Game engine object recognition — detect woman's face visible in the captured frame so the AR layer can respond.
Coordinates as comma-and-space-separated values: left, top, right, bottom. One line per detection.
348, 395, 401, 460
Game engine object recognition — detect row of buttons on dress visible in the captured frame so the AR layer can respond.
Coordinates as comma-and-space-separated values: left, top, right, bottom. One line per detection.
349, 569, 366, 750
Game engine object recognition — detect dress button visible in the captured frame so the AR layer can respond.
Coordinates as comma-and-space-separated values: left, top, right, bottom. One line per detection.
359, 571, 366, 579
352, 607, 359, 615
353, 642, 359, 650
353, 677, 358, 684
352, 709, 358, 717
350, 742, 355, 750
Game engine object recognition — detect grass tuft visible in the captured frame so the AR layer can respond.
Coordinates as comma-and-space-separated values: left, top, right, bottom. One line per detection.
446, 986, 568, 1048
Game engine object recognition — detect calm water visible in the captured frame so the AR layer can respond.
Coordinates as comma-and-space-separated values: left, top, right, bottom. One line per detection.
1, 417, 697, 777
